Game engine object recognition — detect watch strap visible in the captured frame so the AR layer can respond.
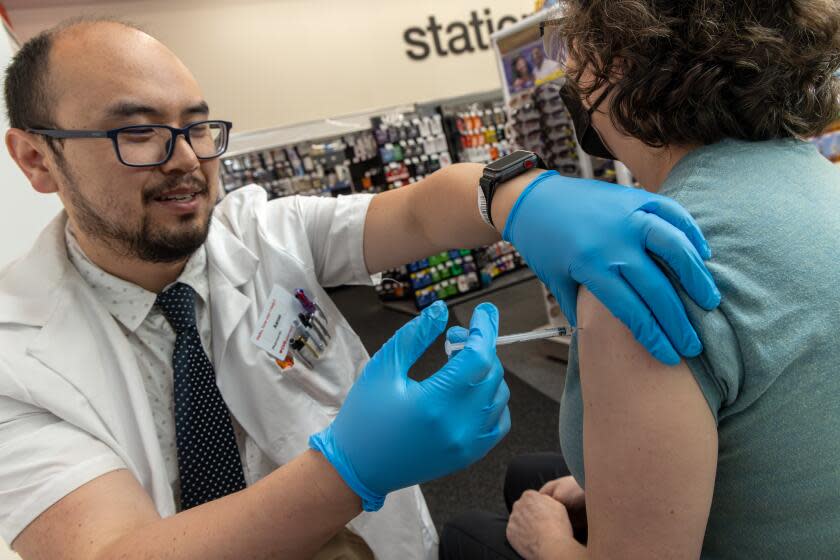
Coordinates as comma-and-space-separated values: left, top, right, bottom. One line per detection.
477, 183, 493, 226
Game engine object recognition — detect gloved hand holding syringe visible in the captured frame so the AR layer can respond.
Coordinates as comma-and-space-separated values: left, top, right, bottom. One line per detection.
445, 326, 578, 357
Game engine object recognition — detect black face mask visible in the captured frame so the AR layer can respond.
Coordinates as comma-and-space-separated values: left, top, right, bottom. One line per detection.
559, 83, 616, 160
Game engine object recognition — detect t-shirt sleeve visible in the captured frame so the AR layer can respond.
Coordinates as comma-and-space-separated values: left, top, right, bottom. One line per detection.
677, 298, 745, 423
658, 174, 746, 424
0, 396, 126, 545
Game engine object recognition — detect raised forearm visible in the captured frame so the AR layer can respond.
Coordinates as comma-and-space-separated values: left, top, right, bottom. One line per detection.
97, 451, 361, 560
364, 163, 544, 273
404, 162, 545, 252
405, 163, 499, 252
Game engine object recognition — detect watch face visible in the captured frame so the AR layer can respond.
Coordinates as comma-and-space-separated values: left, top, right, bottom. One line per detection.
485, 150, 534, 172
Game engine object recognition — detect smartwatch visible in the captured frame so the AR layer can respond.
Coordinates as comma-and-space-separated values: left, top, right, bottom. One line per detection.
478, 150, 547, 227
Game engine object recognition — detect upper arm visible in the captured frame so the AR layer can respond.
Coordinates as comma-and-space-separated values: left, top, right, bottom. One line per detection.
576, 288, 718, 560
14, 469, 160, 560
363, 187, 428, 274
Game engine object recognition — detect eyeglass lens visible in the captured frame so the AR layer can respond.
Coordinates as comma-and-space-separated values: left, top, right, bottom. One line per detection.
116, 122, 227, 165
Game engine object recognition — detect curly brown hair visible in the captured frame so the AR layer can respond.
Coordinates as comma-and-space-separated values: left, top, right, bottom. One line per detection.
558, 0, 840, 147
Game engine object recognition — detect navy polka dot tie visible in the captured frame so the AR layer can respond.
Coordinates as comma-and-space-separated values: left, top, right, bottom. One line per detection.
156, 282, 246, 509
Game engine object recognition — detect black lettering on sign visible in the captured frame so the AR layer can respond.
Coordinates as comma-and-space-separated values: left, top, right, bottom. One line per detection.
447, 21, 475, 55
468, 10, 488, 50
403, 7, 527, 61
404, 26, 430, 61
427, 15, 448, 57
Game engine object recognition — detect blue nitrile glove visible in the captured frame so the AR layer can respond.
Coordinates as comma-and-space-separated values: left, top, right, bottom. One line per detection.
309, 301, 511, 511
503, 171, 721, 365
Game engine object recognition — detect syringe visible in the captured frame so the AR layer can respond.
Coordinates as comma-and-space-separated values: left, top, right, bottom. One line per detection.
444, 326, 578, 357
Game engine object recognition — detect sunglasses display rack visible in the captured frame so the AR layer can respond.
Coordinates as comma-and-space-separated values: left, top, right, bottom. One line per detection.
509, 81, 585, 178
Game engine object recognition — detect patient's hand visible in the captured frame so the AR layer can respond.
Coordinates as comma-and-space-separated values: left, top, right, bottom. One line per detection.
540, 476, 584, 507
507, 490, 582, 560
540, 476, 586, 533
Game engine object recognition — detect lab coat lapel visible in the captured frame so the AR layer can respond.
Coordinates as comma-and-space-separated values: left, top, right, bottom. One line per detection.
27, 276, 171, 496
205, 219, 332, 465
204, 221, 277, 450
9, 215, 175, 513
0, 213, 67, 326
205, 219, 259, 368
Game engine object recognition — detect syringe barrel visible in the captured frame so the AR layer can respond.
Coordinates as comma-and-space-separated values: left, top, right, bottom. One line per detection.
444, 327, 570, 356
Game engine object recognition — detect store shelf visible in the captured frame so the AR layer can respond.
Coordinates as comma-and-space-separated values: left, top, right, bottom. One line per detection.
226, 104, 414, 157
382, 267, 536, 317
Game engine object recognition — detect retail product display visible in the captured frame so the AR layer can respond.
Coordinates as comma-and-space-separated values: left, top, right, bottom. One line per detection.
507, 81, 618, 182
376, 240, 528, 310
220, 131, 382, 198
371, 108, 474, 310
509, 82, 581, 176
371, 106, 532, 310
480, 240, 525, 283
376, 250, 483, 309
372, 110, 453, 190
443, 99, 514, 164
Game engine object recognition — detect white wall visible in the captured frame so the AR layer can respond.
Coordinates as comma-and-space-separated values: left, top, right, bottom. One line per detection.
0, 25, 33, 554
0, 23, 62, 268
9, 0, 531, 132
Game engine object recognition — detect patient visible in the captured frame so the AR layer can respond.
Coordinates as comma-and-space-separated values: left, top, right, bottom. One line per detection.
441, 1, 840, 558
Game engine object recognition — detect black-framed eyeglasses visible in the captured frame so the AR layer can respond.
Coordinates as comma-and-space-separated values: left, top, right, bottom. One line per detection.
26, 120, 233, 168
539, 19, 567, 64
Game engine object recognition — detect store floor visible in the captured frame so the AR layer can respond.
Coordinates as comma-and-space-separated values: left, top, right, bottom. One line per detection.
330, 278, 566, 532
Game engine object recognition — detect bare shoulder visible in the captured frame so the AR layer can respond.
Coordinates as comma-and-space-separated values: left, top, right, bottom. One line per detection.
576, 287, 661, 372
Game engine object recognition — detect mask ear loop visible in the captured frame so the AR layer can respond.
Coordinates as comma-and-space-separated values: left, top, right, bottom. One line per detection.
585, 86, 618, 159
586, 86, 613, 117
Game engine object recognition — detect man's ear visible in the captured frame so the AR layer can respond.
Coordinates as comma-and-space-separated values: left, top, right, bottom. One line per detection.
6, 128, 61, 194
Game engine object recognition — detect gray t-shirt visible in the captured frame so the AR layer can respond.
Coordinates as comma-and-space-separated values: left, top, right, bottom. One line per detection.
559, 139, 840, 558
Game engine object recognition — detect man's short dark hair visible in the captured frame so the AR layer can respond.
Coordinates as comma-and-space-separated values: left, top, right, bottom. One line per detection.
559, 0, 840, 147
4, 17, 141, 131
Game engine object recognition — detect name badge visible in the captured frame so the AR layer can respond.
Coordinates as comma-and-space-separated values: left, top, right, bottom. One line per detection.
251, 285, 298, 361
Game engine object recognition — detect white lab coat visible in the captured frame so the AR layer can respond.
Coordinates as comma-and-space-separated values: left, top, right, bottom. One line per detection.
0, 186, 437, 558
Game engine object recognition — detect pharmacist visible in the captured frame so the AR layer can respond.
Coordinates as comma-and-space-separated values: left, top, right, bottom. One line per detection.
0, 19, 720, 560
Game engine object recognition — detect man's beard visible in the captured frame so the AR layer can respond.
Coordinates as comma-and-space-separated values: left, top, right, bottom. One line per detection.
59, 158, 214, 263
